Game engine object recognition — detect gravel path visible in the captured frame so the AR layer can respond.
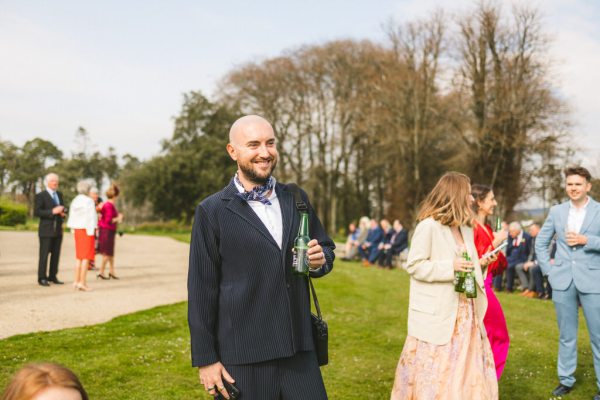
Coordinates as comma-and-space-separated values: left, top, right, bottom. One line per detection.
0, 231, 189, 339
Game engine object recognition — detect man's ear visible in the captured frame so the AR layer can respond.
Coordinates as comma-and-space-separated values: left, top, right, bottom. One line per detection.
226, 143, 237, 161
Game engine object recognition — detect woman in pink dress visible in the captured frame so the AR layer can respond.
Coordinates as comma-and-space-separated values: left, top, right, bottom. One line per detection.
97, 184, 123, 280
391, 172, 497, 400
472, 184, 510, 380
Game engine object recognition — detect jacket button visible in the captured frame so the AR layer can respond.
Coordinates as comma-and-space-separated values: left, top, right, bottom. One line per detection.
286, 284, 291, 289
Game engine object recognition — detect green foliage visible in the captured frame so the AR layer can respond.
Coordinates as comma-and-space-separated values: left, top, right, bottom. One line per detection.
0, 259, 596, 399
53, 128, 120, 205
9, 138, 62, 211
0, 198, 27, 226
121, 92, 239, 223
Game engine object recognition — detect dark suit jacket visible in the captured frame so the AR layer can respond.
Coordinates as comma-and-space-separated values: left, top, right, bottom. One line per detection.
364, 226, 384, 248
34, 190, 64, 237
506, 232, 532, 267
188, 180, 335, 367
390, 228, 409, 254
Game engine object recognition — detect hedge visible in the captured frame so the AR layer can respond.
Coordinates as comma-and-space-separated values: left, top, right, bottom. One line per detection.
0, 198, 27, 226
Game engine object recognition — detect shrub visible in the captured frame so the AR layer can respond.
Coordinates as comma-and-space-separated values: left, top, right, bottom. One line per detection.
0, 198, 27, 226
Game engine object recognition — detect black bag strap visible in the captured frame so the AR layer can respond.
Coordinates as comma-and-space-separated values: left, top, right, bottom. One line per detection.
309, 277, 322, 319
286, 183, 308, 213
286, 183, 322, 319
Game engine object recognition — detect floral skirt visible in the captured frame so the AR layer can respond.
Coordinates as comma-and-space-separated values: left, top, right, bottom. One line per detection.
391, 296, 498, 400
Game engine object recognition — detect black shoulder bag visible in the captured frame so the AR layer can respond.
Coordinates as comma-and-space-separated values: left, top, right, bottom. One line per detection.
287, 183, 329, 367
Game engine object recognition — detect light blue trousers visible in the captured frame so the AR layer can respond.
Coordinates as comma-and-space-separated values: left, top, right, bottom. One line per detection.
553, 281, 600, 390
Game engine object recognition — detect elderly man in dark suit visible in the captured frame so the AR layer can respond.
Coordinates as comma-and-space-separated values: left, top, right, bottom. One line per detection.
503, 221, 532, 292
34, 172, 66, 286
188, 115, 334, 400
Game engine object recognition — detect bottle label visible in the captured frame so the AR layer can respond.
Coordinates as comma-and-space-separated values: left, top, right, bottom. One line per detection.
465, 276, 475, 293
292, 247, 309, 274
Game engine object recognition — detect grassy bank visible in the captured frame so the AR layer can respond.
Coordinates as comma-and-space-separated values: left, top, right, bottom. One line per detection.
0, 259, 596, 399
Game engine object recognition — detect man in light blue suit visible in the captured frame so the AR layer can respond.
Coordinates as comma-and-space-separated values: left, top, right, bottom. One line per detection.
536, 166, 600, 400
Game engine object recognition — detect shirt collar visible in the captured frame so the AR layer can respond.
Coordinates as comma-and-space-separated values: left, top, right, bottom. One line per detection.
569, 197, 590, 211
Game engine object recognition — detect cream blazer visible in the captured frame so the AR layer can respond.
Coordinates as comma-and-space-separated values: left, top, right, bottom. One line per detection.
405, 217, 488, 345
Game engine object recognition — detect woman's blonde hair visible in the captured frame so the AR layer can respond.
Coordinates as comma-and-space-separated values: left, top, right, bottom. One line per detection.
1, 363, 88, 400
417, 171, 473, 227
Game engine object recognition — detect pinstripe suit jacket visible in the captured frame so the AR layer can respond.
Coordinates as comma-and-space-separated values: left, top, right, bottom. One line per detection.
188, 180, 335, 367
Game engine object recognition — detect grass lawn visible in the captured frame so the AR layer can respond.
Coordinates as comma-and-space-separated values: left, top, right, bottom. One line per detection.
0, 259, 597, 399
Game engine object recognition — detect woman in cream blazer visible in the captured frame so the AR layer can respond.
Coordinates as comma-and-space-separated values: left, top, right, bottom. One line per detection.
391, 172, 498, 400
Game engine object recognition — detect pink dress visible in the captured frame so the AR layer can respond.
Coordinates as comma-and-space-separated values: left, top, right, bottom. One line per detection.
391, 296, 498, 399
473, 222, 510, 380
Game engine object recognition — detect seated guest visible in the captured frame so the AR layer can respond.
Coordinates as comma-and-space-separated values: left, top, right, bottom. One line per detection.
499, 221, 532, 292
342, 223, 360, 260
378, 219, 408, 268
374, 219, 392, 267
358, 218, 384, 266
517, 223, 544, 298
342, 216, 370, 261
1, 362, 88, 400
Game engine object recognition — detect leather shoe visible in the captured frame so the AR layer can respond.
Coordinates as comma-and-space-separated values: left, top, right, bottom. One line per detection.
48, 278, 64, 284
38, 279, 50, 287
551, 384, 573, 396
524, 291, 538, 298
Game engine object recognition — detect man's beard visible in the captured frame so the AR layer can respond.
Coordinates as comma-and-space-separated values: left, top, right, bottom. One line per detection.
238, 157, 277, 186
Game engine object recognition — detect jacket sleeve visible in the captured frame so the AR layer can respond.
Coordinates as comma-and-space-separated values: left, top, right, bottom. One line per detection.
536, 209, 556, 276
303, 190, 335, 278
405, 220, 454, 283
188, 204, 222, 367
34, 193, 53, 219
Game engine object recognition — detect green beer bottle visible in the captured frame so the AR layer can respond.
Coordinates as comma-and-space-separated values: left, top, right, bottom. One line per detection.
454, 250, 467, 293
292, 212, 310, 275
463, 251, 477, 298
495, 216, 502, 232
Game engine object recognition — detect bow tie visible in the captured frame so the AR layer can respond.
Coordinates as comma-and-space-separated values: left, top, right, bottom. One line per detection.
235, 175, 274, 205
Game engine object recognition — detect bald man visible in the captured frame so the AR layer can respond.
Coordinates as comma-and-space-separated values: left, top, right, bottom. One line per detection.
188, 115, 334, 399
34, 173, 66, 286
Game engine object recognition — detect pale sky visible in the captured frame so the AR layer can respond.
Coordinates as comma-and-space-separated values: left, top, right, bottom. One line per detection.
1, 0, 599, 164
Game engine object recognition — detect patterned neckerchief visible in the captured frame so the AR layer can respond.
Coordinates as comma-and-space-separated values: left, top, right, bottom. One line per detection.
234, 174, 274, 205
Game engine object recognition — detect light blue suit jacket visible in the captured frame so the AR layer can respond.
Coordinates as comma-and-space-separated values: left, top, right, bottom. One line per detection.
536, 197, 600, 293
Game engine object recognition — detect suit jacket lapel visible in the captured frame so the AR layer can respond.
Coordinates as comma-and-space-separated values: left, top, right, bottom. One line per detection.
223, 181, 280, 250
580, 198, 599, 234
276, 184, 296, 251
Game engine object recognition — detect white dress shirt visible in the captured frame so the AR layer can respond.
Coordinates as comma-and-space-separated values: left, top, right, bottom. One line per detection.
567, 197, 589, 233
234, 177, 283, 249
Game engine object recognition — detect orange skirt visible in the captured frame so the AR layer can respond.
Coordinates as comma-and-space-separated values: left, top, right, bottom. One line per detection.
74, 229, 95, 261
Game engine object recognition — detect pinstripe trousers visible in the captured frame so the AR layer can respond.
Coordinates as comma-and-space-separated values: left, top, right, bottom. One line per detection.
224, 351, 327, 400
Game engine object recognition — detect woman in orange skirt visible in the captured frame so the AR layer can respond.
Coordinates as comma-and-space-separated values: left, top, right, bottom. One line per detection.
66, 181, 98, 291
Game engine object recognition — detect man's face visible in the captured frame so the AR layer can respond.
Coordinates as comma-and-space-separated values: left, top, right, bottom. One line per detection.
89, 192, 99, 202
370, 220, 378, 229
228, 121, 278, 185
565, 174, 591, 203
47, 176, 59, 191
509, 228, 520, 239
528, 225, 540, 237
393, 221, 401, 231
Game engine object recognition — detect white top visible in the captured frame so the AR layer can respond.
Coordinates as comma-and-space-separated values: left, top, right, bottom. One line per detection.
568, 197, 589, 233
66, 194, 98, 236
234, 177, 283, 249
